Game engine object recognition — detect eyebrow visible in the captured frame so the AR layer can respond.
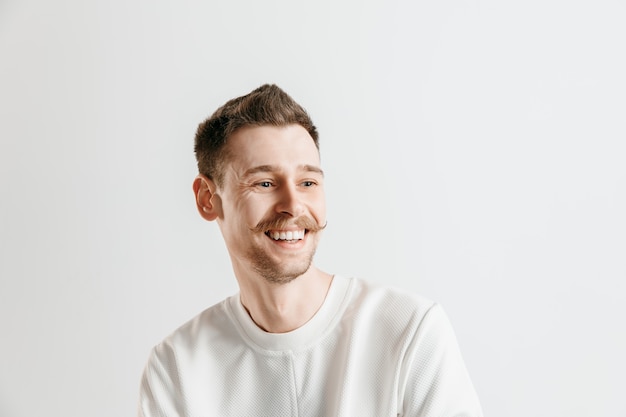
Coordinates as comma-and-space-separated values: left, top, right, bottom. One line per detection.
243, 164, 324, 177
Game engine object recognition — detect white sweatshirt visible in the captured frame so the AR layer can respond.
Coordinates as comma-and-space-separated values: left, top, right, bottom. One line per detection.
138, 276, 483, 417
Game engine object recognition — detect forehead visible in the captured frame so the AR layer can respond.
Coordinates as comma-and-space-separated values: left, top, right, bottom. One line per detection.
225, 124, 321, 173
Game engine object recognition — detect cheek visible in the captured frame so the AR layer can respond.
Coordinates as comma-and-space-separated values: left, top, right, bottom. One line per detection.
233, 198, 267, 225
311, 193, 327, 222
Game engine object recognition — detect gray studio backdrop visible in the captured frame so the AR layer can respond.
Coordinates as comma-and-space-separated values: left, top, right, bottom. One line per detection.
1, 0, 624, 416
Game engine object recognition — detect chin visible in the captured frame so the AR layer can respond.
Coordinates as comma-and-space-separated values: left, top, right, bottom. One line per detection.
255, 257, 314, 285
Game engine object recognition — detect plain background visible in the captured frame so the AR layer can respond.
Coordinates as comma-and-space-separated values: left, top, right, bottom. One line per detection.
1, 0, 624, 416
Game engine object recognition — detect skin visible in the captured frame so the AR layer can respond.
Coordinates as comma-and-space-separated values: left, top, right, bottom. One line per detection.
193, 124, 333, 333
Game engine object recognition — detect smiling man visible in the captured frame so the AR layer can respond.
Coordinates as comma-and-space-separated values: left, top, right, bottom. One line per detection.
138, 84, 483, 417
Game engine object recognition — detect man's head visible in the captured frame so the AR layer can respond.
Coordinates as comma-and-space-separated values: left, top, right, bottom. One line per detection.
192, 85, 326, 284
194, 84, 319, 188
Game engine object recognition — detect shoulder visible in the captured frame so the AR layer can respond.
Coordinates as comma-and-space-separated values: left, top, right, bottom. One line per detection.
139, 296, 243, 416
342, 280, 482, 415
347, 277, 438, 330
149, 295, 238, 364
334, 277, 455, 356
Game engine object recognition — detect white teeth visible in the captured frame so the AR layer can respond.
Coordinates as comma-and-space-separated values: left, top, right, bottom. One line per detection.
268, 230, 304, 241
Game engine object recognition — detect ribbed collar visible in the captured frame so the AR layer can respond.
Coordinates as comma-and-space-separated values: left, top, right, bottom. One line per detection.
227, 275, 353, 352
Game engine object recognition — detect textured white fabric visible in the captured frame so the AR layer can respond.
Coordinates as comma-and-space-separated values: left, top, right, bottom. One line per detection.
138, 276, 483, 417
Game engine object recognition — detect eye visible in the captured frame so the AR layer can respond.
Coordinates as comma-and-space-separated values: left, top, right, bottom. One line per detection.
301, 180, 316, 187
257, 181, 273, 188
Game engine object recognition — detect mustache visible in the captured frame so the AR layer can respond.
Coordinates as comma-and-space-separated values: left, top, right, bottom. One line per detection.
250, 215, 327, 233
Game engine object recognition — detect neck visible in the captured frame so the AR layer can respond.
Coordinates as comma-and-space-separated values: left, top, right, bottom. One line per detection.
236, 266, 333, 333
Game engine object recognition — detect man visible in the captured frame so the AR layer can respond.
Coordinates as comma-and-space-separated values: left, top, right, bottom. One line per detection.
138, 84, 483, 416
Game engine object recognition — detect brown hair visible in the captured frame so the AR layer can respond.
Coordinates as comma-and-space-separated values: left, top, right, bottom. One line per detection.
194, 84, 319, 186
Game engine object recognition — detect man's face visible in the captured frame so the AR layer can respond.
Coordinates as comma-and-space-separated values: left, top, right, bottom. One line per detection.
215, 124, 326, 284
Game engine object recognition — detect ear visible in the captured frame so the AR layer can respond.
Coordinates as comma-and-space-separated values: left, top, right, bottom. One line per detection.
192, 175, 222, 221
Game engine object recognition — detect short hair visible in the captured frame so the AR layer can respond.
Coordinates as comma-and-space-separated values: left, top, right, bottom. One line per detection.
194, 84, 319, 186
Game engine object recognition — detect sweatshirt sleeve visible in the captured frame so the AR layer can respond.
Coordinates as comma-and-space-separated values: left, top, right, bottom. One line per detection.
398, 304, 483, 417
137, 342, 185, 417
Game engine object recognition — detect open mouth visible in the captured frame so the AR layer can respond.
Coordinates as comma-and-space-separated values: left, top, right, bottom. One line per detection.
264, 229, 306, 241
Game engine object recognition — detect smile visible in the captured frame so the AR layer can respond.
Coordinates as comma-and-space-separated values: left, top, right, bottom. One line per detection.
265, 229, 306, 241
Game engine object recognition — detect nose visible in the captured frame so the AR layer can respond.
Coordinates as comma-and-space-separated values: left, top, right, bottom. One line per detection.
275, 184, 304, 217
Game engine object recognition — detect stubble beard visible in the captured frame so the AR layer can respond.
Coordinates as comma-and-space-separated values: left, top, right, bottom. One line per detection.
247, 215, 326, 284
247, 243, 317, 284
